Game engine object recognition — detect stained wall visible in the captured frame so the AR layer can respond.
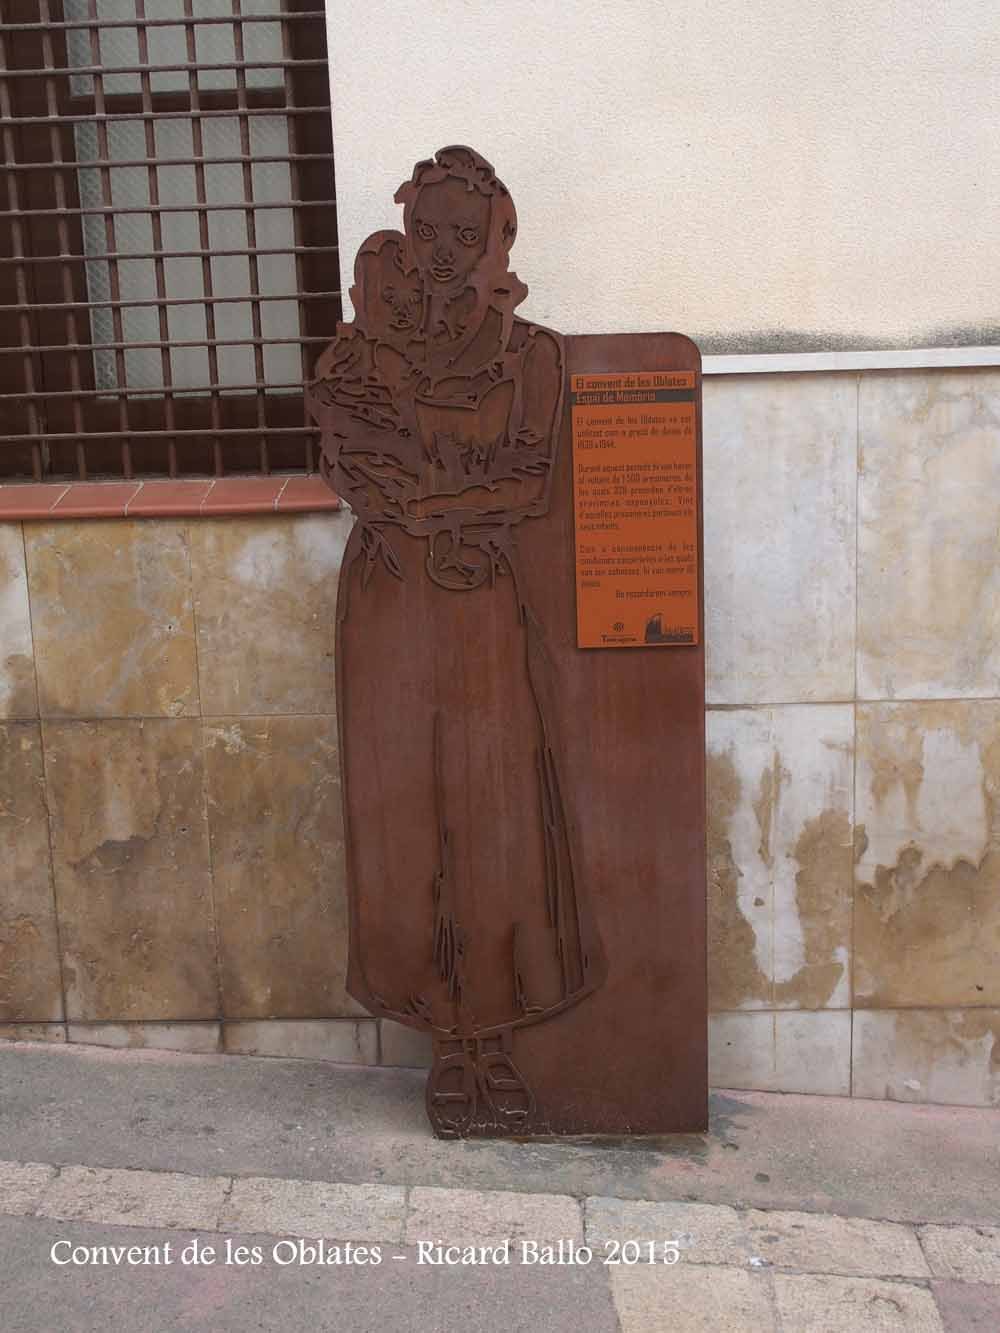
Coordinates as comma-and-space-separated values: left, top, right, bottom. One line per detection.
326, 0, 1000, 355
1, 366, 999, 1105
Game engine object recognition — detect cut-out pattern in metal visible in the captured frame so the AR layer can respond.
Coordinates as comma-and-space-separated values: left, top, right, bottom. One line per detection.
308, 147, 606, 1137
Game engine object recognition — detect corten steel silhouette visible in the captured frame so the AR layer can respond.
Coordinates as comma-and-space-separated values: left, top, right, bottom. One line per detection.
308, 147, 606, 1137
309, 147, 708, 1139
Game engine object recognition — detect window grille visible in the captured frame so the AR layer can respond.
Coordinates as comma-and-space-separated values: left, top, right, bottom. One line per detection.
0, 0, 341, 480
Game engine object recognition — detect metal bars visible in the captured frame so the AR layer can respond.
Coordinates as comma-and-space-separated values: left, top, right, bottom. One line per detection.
0, 0, 340, 481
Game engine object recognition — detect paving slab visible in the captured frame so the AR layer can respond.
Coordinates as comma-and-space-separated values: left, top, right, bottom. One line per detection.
585, 1196, 747, 1266
774, 1272, 944, 1332
405, 1186, 583, 1247
919, 1224, 1000, 1284
743, 1208, 929, 1277
222, 1177, 405, 1243
609, 1261, 776, 1332
40, 1165, 228, 1232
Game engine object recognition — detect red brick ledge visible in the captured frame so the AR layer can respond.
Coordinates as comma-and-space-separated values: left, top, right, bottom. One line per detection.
0, 475, 341, 520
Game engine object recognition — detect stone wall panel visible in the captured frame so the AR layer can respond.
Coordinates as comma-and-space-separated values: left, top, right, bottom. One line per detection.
25, 520, 198, 719
0, 722, 62, 1021
855, 701, 1000, 1008
189, 513, 350, 715
44, 719, 218, 1021
858, 369, 1000, 700
704, 374, 857, 705
708, 705, 854, 1012
204, 715, 359, 1018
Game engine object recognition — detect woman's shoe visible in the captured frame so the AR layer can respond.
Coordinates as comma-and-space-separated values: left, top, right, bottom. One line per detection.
426, 1045, 477, 1138
477, 1041, 535, 1127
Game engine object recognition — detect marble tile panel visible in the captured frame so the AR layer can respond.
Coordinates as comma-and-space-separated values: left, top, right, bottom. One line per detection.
858, 369, 1000, 700
379, 1021, 433, 1069
222, 1019, 377, 1063
66, 1022, 221, 1054
190, 512, 352, 715
43, 719, 218, 1020
204, 715, 360, 1018
0, 722, 62, 1021
852, 1009, 1000, 1108
0, 525, 37, 718
0, 1024, 66, 1043
708, 705, 854, 1011
855, 701, 1000, 1007
703, 373, 857, 705
709, 1011, 852, 1096
24, 519, 198, 718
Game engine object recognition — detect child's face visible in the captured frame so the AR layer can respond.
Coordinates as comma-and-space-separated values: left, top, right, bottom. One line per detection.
364, 245, 423, 338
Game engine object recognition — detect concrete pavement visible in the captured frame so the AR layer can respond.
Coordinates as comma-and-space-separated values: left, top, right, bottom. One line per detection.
0, 1041, 997, 1330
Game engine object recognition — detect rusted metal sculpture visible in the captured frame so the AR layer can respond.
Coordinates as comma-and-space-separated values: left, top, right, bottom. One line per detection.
309, 147, 707, 1138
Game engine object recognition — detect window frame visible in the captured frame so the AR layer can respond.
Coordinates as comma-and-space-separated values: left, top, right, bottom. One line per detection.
0, 0, 341, 483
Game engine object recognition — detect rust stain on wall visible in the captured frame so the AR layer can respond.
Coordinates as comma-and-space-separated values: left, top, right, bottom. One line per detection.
868, 729, 924, 818
857, 703, 1000, 1009
709, 746, 852, 1012
856, 842, 1000, 1007
953, 1012, 1000, 1074
774, 809, 851, 1008
707, 749, 770, 1009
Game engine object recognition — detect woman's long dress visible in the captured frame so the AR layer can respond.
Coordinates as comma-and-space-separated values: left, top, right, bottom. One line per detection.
329, 316, 606, 1042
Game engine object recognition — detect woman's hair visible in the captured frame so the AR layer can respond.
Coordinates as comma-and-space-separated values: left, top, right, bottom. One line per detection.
395, 146, 528, 358
395, 145, 517, 259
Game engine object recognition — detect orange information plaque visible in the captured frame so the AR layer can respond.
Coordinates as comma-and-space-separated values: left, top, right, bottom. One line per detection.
571, 370, 699, 648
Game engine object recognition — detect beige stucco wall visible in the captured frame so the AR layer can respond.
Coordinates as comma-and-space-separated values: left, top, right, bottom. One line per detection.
2, 365, 998, 1106
326, 0, 1000, 354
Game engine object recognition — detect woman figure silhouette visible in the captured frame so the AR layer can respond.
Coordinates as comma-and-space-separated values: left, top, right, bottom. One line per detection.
309, 147, 605, 1137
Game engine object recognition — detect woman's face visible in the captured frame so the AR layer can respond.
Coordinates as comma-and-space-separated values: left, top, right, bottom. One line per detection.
409, 177, 490, 287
